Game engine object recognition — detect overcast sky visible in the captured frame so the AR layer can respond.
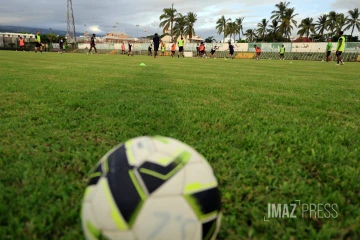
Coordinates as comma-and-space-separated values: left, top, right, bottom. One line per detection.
0, 0, 358, 39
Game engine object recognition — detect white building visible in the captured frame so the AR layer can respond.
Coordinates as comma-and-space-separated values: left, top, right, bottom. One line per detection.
0, 32, 35, 39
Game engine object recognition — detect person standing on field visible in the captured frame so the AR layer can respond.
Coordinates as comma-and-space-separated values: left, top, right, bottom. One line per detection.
171, 42, 176, 57
35, 31, 42, 53
153, 33, 160, 58
254, 45, 261, 60
279, 45, 285, 60
59, 38, 64, 54
336, 31, 345, 65
148, 43, 152, 56
177, 37, 185, 58
128, 41, 133, 56
88, 34, 97, 54
19, 37, 25, 52
121, 43, 125, 55
326, 38, 333, 62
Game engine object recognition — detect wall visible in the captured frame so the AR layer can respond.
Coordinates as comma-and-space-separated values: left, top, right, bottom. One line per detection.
77, 42, 360, 52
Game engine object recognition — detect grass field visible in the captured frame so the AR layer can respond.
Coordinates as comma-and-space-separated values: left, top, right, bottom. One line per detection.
1, 51, 359, 240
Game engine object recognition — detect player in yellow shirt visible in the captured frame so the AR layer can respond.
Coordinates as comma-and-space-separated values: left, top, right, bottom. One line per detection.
35, 31, 42, 53
336, 31, 345, 65
177, 37, 184, 58
325, 38, 333, 62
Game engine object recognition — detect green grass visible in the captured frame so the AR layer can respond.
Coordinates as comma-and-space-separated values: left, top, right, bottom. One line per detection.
1, 51, 359, 240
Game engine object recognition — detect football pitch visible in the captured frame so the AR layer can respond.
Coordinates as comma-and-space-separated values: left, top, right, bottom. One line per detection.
1, 51, 359, 239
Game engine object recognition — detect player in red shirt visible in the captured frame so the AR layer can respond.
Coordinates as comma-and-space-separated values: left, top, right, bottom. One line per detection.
254, 45, 261, 60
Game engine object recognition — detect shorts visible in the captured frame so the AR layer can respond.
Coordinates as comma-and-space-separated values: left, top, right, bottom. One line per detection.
229, 51, 234, 55
211, 50, 216, 55
256, 52, 261, 56
154, 45, 159, 51
326, 51, 331, 56
162, 49, 165, 52
171, 51, 175, 54
179, 46, 184, 52
200, 50, 205, 54
129, 48, 132, 52
35, 42, 41, 48
90, 44, 95, 48
336, 51, 342, 56
60, 45, 63, 49
196, 47, 199, 52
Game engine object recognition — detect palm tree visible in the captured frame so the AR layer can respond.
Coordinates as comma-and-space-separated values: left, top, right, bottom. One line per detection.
48, 33, 57, 45
159, 4, 177, 42
315, 14, 328, 40
297, 17, 315, 39
205, 36, 216, 43
173, 13, 186, 40
225, 22, 237, 42
271, 1, 291, 20
326, 11, 339, 37
184, 12, 197, 43
268, 19, 280, 41
344, 8, 360, 38
235, 17, 245, 41
280, 7, 298, 41
257, 18, 269, 41
216, 15, 231, 41
245, 29, 257, 42
335, 13, 348, 35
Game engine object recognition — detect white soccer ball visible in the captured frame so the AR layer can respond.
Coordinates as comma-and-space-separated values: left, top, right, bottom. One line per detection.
81, 136, 222, 240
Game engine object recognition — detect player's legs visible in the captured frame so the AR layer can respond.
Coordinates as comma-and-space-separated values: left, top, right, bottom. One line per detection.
154, 45, 159, 58
94, 46, 97, 54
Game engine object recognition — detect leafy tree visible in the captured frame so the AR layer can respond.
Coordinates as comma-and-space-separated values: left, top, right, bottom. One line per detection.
235, 17, 245, 41
271, 1, 290, 20
326, 11, 339, 37
184, 12, 197, 43
216, 15, 231, 41
226, 22, 237, 42
280, 7, 298, 41
205, 36, 216, 43
245, 29, 257, 42
335, 13, 348, 35
297, 17, 315, 39
159, 4, 178, 42
344, 8, 360, 38
268, 19, 281, 42
173, 13, 186, 40
257, 18, 269, 42
315, 14, 328, 41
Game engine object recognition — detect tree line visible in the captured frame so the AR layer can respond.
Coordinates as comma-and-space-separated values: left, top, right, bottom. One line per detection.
158, 3, 197, 42
158, 2, 360, 43
216, 1, 359, 42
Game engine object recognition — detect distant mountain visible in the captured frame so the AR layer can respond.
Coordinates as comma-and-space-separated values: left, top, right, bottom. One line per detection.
0, 25, 81, 36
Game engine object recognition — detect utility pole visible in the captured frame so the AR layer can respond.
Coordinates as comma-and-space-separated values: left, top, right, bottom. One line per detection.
66, 0, 76, 42
136, 24, 139, 38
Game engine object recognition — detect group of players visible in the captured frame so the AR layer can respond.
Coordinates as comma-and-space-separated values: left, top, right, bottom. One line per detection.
30, 30, 347, 65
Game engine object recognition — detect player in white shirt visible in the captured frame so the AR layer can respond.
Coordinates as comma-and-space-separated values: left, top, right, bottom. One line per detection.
209, 43, 219, 59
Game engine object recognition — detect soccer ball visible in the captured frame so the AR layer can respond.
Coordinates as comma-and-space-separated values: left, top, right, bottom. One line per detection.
81, 136, 222, 240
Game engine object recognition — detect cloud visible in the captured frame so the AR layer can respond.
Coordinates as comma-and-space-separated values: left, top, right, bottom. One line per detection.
332, 0, 359, 10
89, 26, 102, 32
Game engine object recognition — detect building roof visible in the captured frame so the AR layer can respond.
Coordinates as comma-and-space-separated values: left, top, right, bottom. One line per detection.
106, 31, 128, 36
0, 32, 35, 37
